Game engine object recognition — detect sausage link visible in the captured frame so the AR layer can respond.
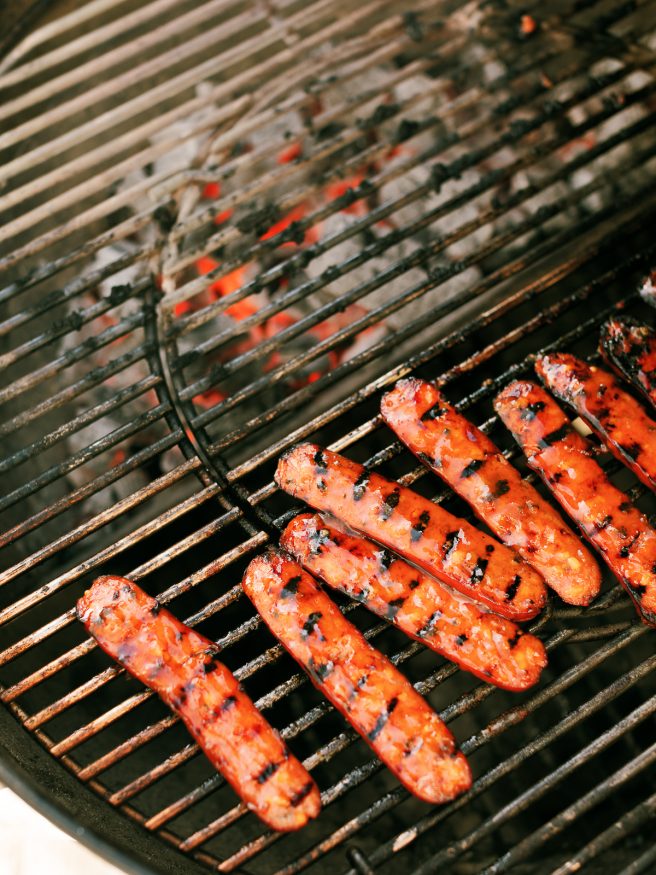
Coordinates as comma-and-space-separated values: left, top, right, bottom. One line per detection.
281, 513, 547, 691
381, 377, 600, 606
536, 352, 656, 492
242, 551, 472, 804
600, 316, 656, 410
494, 381, 656, 627
77, 576, 321, 831
275, 443, 547, 621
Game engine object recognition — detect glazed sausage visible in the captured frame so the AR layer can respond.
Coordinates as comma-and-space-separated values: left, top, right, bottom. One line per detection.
536, 352, 656, 492
275, 443, 547, 621
281, 513, 547, 691
76, 576, 321, 831
600, 316, 656, 410
380, 377, 600, 606
242, 551, 472, 804
494, 381, 656, 627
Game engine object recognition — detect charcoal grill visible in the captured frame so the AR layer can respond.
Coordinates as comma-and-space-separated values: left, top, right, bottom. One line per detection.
1, 0, 656, 872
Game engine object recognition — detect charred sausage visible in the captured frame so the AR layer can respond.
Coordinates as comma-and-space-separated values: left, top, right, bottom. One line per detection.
494, 381, 656, 627
536, 352, 656, 492
77, 576, 321, 831
242, 551, 472, 804
600, 316, 656, 410
380, 377, 600, 606
281, 513, 547, 691
275, 443, 547, 621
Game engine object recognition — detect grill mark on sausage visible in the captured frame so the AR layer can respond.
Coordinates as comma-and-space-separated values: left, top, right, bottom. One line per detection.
308, 656, 334, 683
442, 530, 461, 560
378, 548, 395, 570
301, 612, 323, 640
386, 596, 406, 619
281, 576, 302, 598
314, 449, 328, 471
290, 781, 316, 808
520, 401, 546, 420
461, 458, 485, 478
380, 489, 401, 520
256, 760, 282, 784
353, 470, 370, 501
506, 575, 522, 602
421, 403, 447, 421
410, 510, 431, 542
538, 424, 572, 448
470, 558, 488, 584
367, 697, 399, 741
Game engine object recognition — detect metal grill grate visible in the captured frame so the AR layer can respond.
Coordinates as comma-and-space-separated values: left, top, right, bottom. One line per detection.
1, 1, 656, 873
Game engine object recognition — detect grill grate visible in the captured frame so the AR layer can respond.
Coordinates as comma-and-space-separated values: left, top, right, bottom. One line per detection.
1, 1, 656, 873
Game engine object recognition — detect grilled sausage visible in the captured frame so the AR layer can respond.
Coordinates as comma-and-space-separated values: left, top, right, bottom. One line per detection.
275, 444, 547, 621
381, 377, 600, 606
494, 382, 656, 627
536, 352, 656, 492
281, 513, 547, 691
242, 551, 472, 803
639, 270, 656, 309
600, 316, 656, 410
76, 576, 321, 831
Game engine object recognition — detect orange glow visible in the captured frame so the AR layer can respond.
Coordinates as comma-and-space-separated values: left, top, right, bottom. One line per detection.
520, 14, 537, 35
193, 389, 227, 408
277, 142, 303, 164
324, 173, 367, 215
202, 181, 221, 199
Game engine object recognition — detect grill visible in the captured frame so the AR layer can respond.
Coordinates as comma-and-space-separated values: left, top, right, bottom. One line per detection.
1, 0, 656, 872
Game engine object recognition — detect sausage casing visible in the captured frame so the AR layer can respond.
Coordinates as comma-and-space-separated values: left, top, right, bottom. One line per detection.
76, 576, 321, 831
281, 513, 547, 691
275, 443, 547, 621
600, 316, 656, 410
494, 381, 656, 627
242, 551, 472, 804
381, 377, 600, 606
536, 352, 656, 492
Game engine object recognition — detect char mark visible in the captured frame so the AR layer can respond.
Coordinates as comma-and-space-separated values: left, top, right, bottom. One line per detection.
491, 479, 510, 498
619, 500, 633, 513
310, 528, 330, 554
150, 602, 161, 616
409, 578, 421, 589
520, 401, 546, 421
410, 510, 431, 542
380, 490, 401, 520
505, 575, 522, 602
620, 441, 642, 461
301, 612, 324, 640
256, 760, 281, 784
378, 548, 395, 570
470, 558, 488, 584
281, 575, 302, 598
455, 633, 468, 646
418, 609, 442, 638
461, 458, 485, 479
421, 403, 447, 421
219, 695, 238, 713
443, 530, 461, 560
314, 448, 328, 471
538, 424, 572, 448
308, 656, 334, 683
367, 696, 399, 742
386, 597, 406, 619
203, 657, 219, 674
508, 630, 522, 649
596, 514, 613, 532
353, 470, 370, 501
290, 781, 315, 807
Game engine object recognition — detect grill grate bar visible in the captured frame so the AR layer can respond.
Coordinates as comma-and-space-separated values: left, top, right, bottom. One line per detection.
548, 791, 656, 875
479, 740, 656, 875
